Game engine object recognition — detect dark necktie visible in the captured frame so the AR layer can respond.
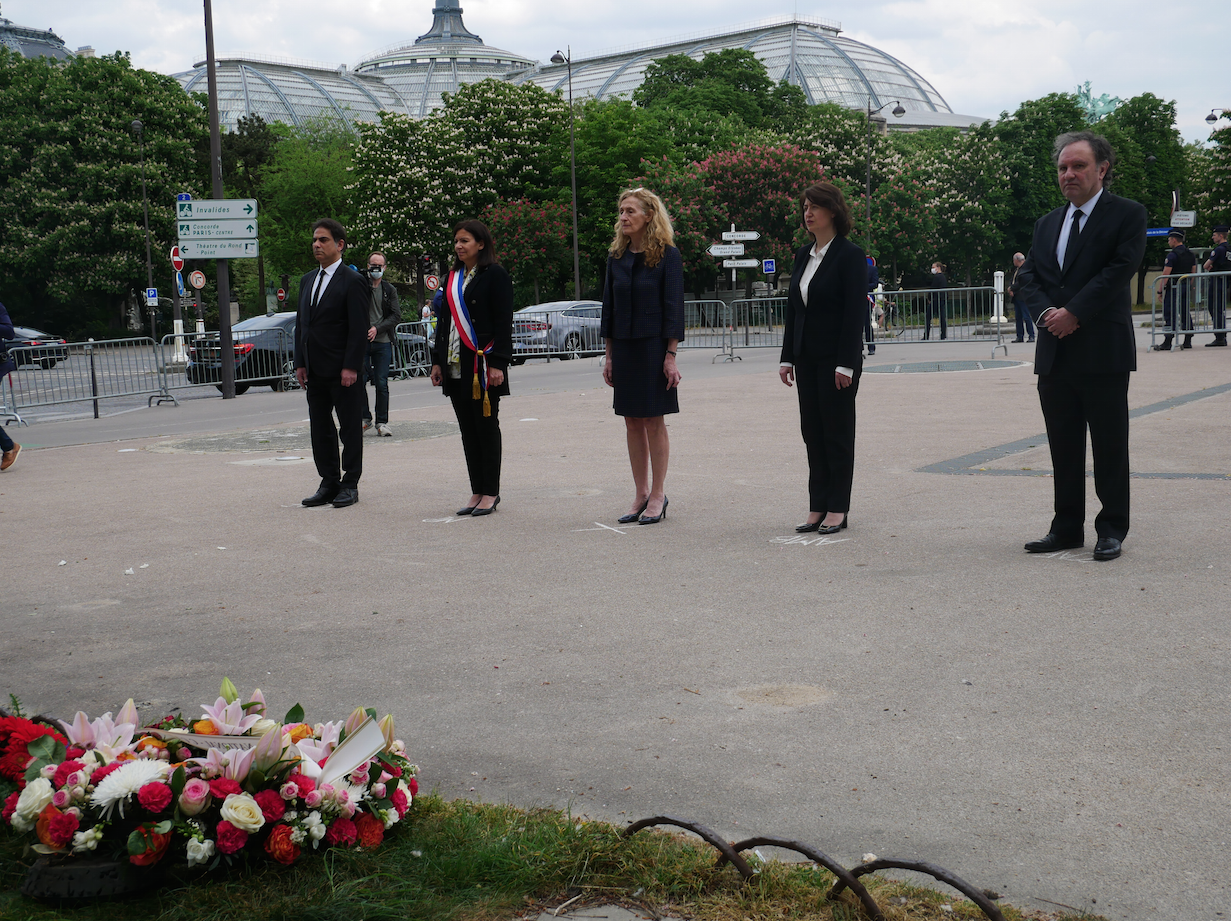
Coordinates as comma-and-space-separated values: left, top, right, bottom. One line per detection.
1062, 209, 1083, 270
310, 269, 326, 307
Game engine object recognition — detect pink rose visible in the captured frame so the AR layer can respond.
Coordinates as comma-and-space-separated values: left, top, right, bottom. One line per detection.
279, 782, 299, 800
215, 819, 248, 855
304, 789, 323, 809
51, 789, 71, 809
371, 783, 386, 798
178, 778, 211, 817
138, 782, 172, 813
253, 789, 285, 822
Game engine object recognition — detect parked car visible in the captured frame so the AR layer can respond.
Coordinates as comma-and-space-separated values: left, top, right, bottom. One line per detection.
185, 312, 297, 394
5, 326, 70, 369
510, 300, 603, 363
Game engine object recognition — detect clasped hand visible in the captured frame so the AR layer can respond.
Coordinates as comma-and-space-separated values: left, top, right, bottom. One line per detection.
1042, 307, 1079, 339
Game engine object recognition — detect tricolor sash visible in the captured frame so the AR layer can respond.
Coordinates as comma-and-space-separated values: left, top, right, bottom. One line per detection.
445, 268, 495, 416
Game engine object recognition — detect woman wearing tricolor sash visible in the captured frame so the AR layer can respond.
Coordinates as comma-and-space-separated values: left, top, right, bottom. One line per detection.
430, 220, 514, 517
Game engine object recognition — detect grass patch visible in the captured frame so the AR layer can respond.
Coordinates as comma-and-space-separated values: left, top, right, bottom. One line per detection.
1, 795, 1106, 921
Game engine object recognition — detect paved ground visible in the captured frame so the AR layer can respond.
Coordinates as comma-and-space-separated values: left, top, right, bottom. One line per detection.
2, 330, 1229, 920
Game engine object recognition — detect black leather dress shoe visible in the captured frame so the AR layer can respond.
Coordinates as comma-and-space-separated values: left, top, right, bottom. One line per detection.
817, 514, 848, 535
331, 487, 358, 508
302, 486, 339, 507
1024, 533, 1083, 553
1092, 537, 1122, 561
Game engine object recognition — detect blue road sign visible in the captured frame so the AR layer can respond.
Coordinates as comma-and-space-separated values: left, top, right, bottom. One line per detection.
1146, 228, 1172, 238
176, 271, 186, 298
762, 258, 776, 274
145, 287, 158, 306
176, 192, 193, 202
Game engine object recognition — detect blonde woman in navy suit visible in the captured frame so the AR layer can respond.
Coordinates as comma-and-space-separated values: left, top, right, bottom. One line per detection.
779, 182, 867, 534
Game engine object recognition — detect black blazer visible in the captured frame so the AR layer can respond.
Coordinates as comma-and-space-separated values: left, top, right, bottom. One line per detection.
293, 262, 370, 377
0, 300, 16, 378
600, 245, 685, 341
1016, 191, 1146, 376
780, 235, 867, 370
431, 263, 514, 398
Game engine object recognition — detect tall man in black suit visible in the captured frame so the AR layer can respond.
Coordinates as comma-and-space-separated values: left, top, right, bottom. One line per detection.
293, 219, 370, 508
1016, 131, 1147, 562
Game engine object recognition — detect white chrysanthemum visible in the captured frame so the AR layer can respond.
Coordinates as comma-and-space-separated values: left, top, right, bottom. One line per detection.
90, 760, 170, 818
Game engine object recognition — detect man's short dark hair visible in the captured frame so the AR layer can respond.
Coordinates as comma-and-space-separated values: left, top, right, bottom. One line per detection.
312, 218, 347, 248
1053, 130, 1116, 185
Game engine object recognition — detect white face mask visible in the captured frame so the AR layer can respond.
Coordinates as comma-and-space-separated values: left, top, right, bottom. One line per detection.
369, 268, 384, 279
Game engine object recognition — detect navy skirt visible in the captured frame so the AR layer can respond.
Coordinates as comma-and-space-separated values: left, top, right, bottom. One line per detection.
611, 337, 678, 417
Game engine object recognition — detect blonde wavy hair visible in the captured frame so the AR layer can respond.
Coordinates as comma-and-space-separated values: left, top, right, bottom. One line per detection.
608, 188, 675, 268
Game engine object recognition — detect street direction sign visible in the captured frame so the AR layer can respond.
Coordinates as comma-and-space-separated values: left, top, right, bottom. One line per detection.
722, 258, 759, 268
176, 271, 186, 298
145, 287, 158, 307
1146, 228, 1172, 238
179, 240, 260, 260
722, 230, 761, 242
178, 219, 258, 240
762, 258, 776, 274
1171, 210, 1196, 228
276, 288, 287, 303
189, 270, 207, 289
708, 243, 745, 257
170, 246, 184, 272
176, 193, 193, 202
176, 199, 257, 220
425, 274, 440, 291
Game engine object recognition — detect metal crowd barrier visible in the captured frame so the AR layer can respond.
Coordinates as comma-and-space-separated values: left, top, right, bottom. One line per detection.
680, 300, 735, 360
1148, 270, 1230, 350
391, 321, 434, 378
877, 285, 1005, 347
160, 328, 298, 395
1, 337, 170, 422
509, 309, 606, 363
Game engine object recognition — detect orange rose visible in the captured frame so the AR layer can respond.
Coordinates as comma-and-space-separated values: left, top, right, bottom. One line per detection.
129, 824, 172, 866
192, 720, 219, 735
264, 823, 301, 865
285, 723, 314, 743
36, 803, 61, 849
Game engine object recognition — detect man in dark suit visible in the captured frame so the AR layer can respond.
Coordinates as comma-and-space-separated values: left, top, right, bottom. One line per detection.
293, 219, 370, 508
1008, 252, 1035, 342
1016, 131, 1147, 562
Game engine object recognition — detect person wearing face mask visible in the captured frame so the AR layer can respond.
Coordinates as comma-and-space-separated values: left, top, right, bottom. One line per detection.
361, 252, 401, 437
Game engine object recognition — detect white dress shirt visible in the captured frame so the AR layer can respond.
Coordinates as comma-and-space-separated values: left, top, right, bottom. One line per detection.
782, 237, 854, 378
1041, 188, 1103, 324
310, 257, 342, 305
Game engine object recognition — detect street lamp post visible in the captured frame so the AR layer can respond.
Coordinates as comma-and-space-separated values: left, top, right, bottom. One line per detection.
131, 119, 157, 340
551, 47, 581, 300
1207, 108, 1228, 125
865, 98, 905, 256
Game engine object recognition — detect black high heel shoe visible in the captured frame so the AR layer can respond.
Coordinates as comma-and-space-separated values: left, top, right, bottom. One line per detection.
471, 496, 500, 517
618, 499, 649, 524
638, 496, 668, 525
795, 519, 821, 533
457, 505, 477, 516
817, 514, 848, 535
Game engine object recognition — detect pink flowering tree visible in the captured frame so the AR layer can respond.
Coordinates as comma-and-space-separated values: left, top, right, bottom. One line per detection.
482, 199, 573, 306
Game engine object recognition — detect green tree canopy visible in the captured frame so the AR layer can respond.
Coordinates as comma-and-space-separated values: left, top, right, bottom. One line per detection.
0, 49, 208, 337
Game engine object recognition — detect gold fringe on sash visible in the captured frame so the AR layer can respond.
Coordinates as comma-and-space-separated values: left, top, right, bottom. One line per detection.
483, 391, 492, 417
472, 371, 481, 401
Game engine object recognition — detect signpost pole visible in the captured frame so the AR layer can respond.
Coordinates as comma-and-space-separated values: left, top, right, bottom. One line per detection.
203, 0, 235, 399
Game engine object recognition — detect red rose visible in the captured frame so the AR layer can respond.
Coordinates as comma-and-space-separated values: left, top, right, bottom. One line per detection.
90, 761, 123, 785
52, 760, 86, 788
287, 772, 314, 797
354, 813, 384, 848
129, 823, 172, 866
2, 790, 20, 823
408, 777, 418, 797
209, 777, 242, 799
215, 820, 249, 855
323, 816, 356, 847
253, 788, 285, 822
47, 810, 79, 849
137, 781, 172, 813
263, 823, 300, 865
390, 788, 409, 818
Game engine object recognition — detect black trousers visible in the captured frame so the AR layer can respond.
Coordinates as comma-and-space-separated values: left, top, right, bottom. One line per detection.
795, 361, 859, 513
450, 391, 502, 496
305, 371, 364, 489
924, 294, 947, 339
1038, 372, 1130, 542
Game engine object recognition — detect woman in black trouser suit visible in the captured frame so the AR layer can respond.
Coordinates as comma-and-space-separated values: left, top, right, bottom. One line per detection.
779, 183, 867, 534
430, 220, 514, 516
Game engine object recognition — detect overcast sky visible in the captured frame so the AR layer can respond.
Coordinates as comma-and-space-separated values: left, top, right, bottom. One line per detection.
5, 0, 1224, 142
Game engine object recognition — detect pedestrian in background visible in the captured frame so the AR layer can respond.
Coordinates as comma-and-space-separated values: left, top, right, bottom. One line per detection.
601, 187, 685, 526
361, 252, 401, 437
430, 220, 513, 517
779, 182, 866, 535
0, 300, 21, 471
865, 255, 878, 355
924, 261, 947, 340
1202, 225, 1229, 347
1008, 252, 1035, 342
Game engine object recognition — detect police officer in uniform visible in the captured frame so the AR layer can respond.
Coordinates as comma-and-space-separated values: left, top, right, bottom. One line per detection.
1155, 230, 1196, 350
1202, 224, 1229, 347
